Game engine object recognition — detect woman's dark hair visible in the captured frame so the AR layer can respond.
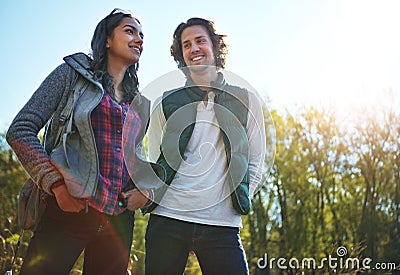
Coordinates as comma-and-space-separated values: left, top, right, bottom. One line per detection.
170, 17, 228, 72
90, 9, 141, 102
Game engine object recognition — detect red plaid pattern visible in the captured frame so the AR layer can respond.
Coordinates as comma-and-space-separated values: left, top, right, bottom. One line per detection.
88, 93, 141, 215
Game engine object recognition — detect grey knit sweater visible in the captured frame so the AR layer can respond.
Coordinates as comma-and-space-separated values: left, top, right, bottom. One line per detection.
6, 63, 76, 194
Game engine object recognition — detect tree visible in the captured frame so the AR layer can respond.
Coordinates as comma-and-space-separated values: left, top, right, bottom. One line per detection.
0, 132, 29, 273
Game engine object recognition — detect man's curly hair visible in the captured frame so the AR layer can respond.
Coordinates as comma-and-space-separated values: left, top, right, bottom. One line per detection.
170, 17, 228, 71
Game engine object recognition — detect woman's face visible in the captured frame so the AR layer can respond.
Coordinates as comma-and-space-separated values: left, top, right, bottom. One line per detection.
106, 17, 143, 67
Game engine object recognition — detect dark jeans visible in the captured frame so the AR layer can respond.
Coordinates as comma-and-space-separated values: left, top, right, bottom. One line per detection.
20, 197, 134, 275
145, 214, 249, 275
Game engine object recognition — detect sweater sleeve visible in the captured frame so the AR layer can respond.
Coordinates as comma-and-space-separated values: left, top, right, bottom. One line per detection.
247, 91, 267, 198
6, 63, 72, 194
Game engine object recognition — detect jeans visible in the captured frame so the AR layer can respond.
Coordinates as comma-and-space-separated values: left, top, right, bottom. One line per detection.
20, 197, 134, 275
145, 214, 249, 275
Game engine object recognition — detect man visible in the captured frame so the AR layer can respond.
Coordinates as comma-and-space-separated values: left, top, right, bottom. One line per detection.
144, 17, 267, 274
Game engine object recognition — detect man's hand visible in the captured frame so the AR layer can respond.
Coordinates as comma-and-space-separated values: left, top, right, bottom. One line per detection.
52, 183, 86, 212
122, 189, 151, 211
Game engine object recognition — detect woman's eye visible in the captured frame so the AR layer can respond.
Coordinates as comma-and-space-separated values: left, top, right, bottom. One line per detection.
126, 29, 133, 34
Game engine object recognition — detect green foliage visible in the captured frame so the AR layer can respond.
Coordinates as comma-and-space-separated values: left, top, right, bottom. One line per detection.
245, 103, 400, 274
0, 133, 30, 274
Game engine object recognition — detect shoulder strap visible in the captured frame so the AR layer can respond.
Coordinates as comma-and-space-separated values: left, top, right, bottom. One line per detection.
60, 77, 89, 167
65, 77, 88, 133
53, 77, 87, 145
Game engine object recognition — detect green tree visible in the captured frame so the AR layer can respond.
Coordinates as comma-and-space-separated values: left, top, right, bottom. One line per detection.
349, 103, 400, 264
0, 132, 29, 273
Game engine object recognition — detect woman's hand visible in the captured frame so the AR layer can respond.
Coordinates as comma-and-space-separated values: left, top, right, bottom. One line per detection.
52, 184, 86, 212
122, 189, 151, 211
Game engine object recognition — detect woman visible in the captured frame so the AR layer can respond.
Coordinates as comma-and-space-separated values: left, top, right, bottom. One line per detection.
6, 8, 152, 274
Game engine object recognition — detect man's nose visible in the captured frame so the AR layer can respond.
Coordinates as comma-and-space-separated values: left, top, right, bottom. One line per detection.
191, 43, 200, 52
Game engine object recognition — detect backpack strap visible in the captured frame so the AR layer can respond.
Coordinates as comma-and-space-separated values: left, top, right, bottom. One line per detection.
59, 77, 89, 167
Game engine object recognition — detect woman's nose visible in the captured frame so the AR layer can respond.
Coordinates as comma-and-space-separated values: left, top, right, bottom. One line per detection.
134, 35, 143, 45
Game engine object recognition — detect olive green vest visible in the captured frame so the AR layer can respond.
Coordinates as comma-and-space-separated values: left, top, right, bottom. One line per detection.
147, 73, 251, 215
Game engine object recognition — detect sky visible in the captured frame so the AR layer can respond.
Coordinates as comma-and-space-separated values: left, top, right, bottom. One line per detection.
1, 0, 400, 131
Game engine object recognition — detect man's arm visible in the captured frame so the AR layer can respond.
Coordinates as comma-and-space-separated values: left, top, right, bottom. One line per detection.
247, 91, 267, 198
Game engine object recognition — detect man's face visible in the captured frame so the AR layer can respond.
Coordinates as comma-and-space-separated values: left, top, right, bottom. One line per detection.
181, 25, 216, 71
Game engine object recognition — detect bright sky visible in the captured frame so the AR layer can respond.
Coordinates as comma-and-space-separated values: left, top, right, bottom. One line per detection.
1, 0, 400, 131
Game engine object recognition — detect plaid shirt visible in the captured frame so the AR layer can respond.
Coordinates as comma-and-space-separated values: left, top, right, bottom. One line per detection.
88, 92, 141, 215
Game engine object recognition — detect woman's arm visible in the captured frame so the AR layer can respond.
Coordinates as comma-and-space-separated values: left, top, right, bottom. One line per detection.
147, 95, 167, 162
6, 63, 72, 194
